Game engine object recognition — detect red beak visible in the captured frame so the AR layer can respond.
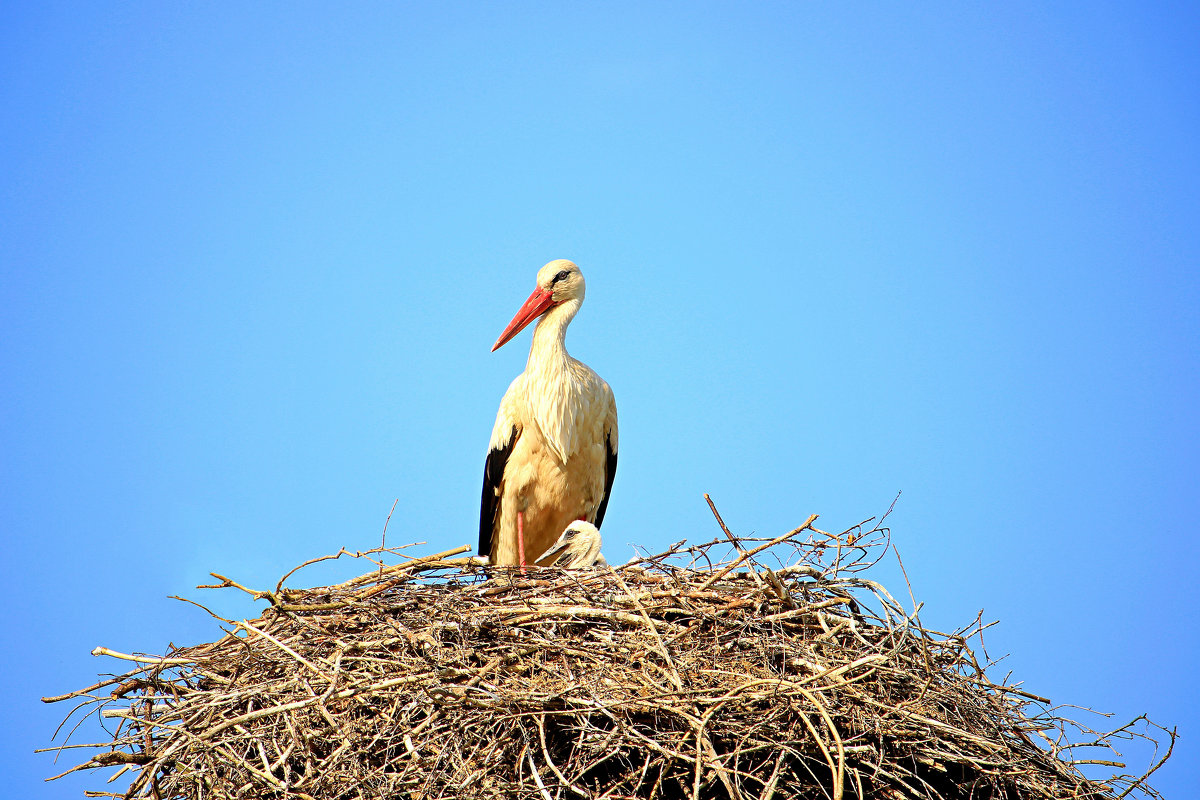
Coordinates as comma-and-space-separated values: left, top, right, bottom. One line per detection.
491, 285, 559, 352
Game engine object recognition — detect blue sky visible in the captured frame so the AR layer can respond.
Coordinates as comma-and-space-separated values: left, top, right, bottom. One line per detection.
3, 3, 1197, 796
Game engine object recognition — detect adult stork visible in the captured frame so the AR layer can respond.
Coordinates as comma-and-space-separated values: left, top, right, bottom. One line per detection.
479, 259, 618, 569
537, 520, 608, 568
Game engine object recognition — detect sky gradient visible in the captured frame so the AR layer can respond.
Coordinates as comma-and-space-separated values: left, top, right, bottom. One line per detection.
3, 3, 1197, 796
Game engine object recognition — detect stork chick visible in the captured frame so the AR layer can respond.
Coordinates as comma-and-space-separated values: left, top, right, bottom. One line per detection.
479, 260, 618, 571
537, 520, 608, 568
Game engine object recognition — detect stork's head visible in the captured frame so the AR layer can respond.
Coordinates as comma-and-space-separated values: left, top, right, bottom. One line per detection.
537, 519, 605, 568
491, 260, 585, 352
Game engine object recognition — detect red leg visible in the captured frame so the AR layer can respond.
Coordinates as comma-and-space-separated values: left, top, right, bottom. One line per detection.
517, 510, 527, 574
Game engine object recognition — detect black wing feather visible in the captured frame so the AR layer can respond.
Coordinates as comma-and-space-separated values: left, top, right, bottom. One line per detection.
593, 432, 618, 529
479, 425, 518, 559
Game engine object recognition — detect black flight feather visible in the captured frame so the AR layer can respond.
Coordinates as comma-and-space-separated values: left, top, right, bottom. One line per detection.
478, 425, 518, 559
593, 431, 618, 529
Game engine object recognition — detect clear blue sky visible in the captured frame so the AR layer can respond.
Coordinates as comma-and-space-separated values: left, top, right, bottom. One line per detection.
4, 3, 1197, 796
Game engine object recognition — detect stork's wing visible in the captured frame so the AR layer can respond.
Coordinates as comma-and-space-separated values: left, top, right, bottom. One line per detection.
479, 423, 518, 560
593, 386, 618, 529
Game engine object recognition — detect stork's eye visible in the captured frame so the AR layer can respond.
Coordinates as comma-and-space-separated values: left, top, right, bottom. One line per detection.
552, 270, 570, 284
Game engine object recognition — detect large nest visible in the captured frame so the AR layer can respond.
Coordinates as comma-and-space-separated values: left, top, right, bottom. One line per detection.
44, 501, 1173, 799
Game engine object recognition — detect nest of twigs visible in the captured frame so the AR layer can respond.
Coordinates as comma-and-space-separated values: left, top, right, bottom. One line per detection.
44, 500, 1173, 799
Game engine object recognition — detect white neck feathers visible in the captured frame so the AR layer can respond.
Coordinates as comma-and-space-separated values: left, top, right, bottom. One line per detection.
526, 298, 580, 374
523, 298, 586, 463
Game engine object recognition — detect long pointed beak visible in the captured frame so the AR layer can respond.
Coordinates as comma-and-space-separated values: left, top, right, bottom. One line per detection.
491, 285, 558, 352
536, 538, 570, 565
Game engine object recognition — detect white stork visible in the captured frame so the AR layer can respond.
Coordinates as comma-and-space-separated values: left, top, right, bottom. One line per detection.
537, 520, 608, 568
479, 260, 618, 569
